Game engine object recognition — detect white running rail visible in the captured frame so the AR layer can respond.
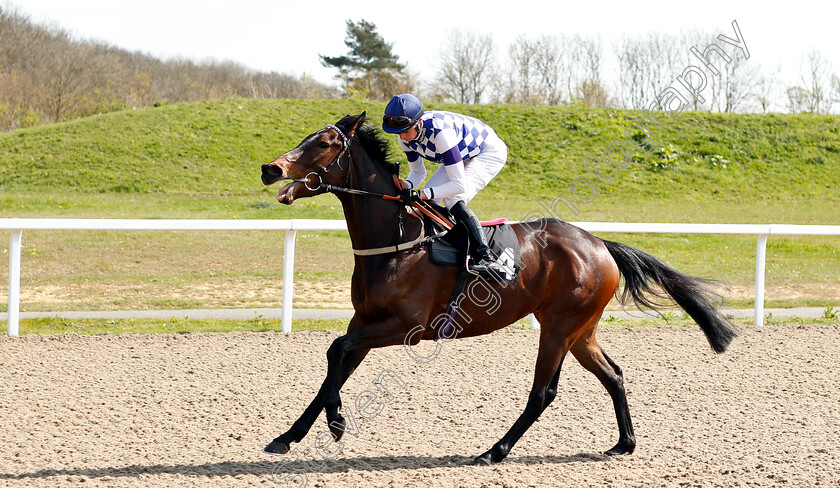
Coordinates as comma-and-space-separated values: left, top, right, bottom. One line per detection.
2, 219, 839, 336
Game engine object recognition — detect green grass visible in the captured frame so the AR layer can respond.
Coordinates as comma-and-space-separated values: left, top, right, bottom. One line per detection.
13, 316, 345, 335
1, 98, 838, 323
13, 311, 840, 336
0, 99, 374, 196
2, 99, 838, 207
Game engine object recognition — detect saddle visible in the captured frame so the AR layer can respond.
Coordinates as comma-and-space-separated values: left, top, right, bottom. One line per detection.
423, 203, 522, 284
417, 203, 523, 341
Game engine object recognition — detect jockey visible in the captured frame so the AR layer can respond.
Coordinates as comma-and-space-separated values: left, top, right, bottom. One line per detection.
382, 93, 507, 275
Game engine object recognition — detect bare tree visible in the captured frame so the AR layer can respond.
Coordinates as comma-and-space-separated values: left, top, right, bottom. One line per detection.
499, 33, 606, 106
752, 63, 781, 113
577, 35, 603, 84
832, 74, 840, 111
615, 33, 678, 109
710, 47, 755, 113
505, 34, 569, 105
507, 34, 541, 104
0, 4, 339, 131
799, 50, 833, 114
37, 36, 97, 121
646, 33, 681, 106
532, 35, 564, 105
614, 35, 646, 109
573, 35, 608, 107
435, 29, 496, 104
786, 86, 811, 113
783, 51, 833, 114
678, 28, 712, 111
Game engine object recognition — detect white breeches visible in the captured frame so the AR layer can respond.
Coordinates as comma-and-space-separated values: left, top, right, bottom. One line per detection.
426, 134, 507, 209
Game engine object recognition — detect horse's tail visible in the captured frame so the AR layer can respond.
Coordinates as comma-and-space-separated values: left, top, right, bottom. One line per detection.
600, 239, 738, 353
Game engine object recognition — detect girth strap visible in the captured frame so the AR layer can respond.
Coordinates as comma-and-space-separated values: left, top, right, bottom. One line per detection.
438, 271, 470, 340
352, 231, 448, 256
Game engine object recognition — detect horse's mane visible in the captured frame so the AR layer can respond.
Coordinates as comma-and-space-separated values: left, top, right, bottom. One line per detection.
335, 115, 398, 174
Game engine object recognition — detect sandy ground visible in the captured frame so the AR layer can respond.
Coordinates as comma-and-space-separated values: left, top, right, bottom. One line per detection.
1, 324, 839, 488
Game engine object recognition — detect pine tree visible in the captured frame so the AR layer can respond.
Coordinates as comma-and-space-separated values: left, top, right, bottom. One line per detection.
320, 19, 411, 100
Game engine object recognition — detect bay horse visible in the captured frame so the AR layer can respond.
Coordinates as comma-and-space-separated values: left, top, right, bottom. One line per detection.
260, 112, 738, 465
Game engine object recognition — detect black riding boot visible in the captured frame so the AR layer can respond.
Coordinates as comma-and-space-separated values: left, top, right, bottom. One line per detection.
450, 201, 504, 276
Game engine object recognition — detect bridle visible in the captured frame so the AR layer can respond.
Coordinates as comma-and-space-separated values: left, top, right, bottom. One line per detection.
281, 123, 454, 255
296, 124, 397, 200
298, 124, 352, 193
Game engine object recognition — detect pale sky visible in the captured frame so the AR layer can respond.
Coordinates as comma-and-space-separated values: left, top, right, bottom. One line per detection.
9, 0, 837, 104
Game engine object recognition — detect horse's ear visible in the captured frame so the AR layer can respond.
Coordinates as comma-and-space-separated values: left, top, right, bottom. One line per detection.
346, 112, 366, 136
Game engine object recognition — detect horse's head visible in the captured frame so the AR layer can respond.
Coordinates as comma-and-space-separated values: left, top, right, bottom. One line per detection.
262, 112, 367, 204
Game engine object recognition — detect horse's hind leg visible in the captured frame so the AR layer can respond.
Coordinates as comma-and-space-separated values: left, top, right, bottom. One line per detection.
473, 335, 569, 465
570, 332, 636, 456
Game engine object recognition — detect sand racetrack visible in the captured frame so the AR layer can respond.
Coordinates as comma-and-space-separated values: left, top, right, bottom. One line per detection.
1, 324, 839, 487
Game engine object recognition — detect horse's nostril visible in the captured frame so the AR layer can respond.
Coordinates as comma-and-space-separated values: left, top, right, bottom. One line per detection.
262, 164, 282, 177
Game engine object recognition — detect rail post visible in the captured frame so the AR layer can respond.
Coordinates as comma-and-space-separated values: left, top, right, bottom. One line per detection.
281, 228, 297, 333
7, 230, 22, 336
754, 234, 769, 327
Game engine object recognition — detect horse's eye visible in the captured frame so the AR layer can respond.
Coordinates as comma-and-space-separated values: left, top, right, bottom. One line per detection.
318, 141, 330, 149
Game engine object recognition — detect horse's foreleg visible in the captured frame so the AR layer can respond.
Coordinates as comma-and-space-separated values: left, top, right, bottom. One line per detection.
324, 346, 370, 441
473, 337, 568, 465
320, 324, 407, 436
263, 340, 369, 455
266, 320, 407, 455
570, 338, 635, 456
264, 389, 326, 455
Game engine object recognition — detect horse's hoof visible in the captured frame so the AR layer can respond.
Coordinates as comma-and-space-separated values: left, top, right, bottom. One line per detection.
605, 439, 635, 456
473, 451, 495, 466
328, 415, 346, 442
471, 454, 493, 466
263, 439, 291, 456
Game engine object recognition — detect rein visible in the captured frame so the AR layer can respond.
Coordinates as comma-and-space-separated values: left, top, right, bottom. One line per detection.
307, 124, 454, 256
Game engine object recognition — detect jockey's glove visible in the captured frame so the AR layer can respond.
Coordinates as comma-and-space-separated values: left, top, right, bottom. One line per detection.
399, 188, 422, 203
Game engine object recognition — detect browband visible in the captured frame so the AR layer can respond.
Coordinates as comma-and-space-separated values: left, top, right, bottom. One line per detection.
325, 125, 348, 145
